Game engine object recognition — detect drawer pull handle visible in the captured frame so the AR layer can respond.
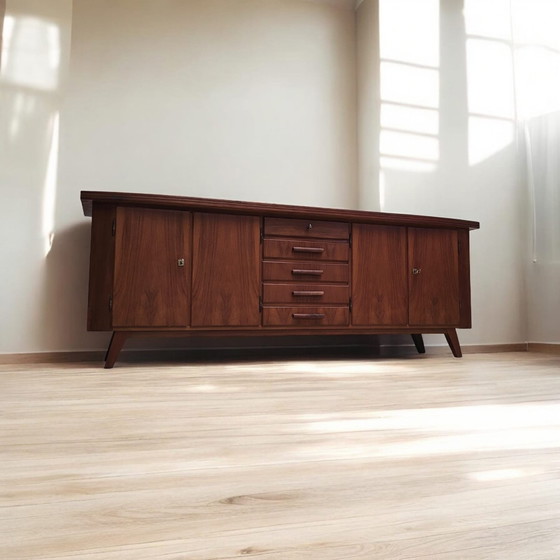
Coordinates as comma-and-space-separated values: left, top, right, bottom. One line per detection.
292, 246, 324, 254
292, 290, 325, 297
412, 267, 422, 275
292, 313, 325, 320
292, 269, 323, 276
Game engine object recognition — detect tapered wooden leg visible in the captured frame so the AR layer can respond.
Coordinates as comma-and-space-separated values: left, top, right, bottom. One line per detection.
411, 334, 426, 354
104, 331, 128, 369
444, 329, 462, 358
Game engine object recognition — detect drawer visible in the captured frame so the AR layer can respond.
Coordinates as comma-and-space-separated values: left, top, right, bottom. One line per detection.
262, 261, 349, 283
263, 306, 349, 327
263, 283, 349, 304
263, 238, 349, 262
264, 217, 349, 240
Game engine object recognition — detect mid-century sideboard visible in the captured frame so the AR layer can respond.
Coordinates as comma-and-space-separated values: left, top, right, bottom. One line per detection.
81, 191, 479, 368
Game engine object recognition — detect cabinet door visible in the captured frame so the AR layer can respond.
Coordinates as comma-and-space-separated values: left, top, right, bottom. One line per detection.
352, 224, 408, 325
408, 228, 460, 326
113, 207, 191, 328
192, 213, 260, 327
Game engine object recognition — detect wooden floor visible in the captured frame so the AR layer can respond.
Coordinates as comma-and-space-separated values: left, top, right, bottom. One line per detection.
2, 351, 560, 559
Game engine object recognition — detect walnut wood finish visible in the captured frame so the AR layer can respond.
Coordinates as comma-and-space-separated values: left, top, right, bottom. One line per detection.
192, 213, 261, 327
113, 207, 191, 328
264, 217, 350, 239
408, 228, 460, 326
411, 333, 426, 354
81, 191, 479, 367
263, 306, 349, 327
263, 239, 349, 261
351, 225, 408, 326
262, 261, 349, 283
263, 283, 350, 304
82, 191, 479, 230
87, 203, 115, 331
445, 328, 463, 357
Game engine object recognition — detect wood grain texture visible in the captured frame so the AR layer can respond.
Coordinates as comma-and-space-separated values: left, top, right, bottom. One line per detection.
263, 283, 350, 304
2, 352, 560, 559
264, 217, 350, 239
81, 191, 480, 230
87, 203, 115, 331
113, 207, 191, 328
263, 238, 349, 261
263, 306, 350, 326
351, 224, 408, 326
263, 261, 349, 283
409, 228, 461, 326
191, 213, 260, 327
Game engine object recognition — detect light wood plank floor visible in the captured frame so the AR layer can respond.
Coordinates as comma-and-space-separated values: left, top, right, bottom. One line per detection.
2, 352, 560, 559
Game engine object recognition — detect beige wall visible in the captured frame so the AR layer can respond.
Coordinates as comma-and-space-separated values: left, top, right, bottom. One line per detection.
0, 0, 357, 353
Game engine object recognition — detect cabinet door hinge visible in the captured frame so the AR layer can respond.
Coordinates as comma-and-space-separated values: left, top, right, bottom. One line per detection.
111, 219, 116, 236
109, 296, 113, 311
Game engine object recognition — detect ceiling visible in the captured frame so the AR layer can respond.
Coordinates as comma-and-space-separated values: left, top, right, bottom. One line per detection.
300, 0, 358, 11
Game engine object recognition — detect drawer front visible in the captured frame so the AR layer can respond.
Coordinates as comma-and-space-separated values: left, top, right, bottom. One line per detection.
264, 217, 349, 240
263, 261, 349, 283
263, 238, 349, 262
263, 306, 349, 327
263, 283, 350, 304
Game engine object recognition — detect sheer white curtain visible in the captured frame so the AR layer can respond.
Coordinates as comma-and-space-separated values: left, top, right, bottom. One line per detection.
524, 111, 560, 264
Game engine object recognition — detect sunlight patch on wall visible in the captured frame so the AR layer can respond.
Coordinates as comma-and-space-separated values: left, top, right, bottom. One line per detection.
464, 0, 515, 166
380, 0, 439, 67
1, 15, 61, 91
378, 0, 440, 178
42, 112, 59, 256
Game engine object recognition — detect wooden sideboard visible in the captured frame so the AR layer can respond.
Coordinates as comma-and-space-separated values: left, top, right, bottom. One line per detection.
81, 191, 479, 368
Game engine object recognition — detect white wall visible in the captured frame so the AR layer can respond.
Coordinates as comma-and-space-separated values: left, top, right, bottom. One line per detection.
0, 0, 357, 353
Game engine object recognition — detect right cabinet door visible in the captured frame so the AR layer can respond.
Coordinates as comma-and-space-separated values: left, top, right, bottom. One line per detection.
191, 213, 261, 327
408, 228, 460, 326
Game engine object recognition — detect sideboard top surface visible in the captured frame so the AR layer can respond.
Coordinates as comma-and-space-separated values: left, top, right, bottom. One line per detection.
81, 191, 480, 230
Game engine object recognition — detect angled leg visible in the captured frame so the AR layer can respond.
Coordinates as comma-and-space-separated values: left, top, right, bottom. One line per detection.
411, 334, 426, 354
104, 331, 128, 369
444, 329, 462, 358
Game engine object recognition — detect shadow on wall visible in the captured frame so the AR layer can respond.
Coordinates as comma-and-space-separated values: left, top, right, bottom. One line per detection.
40, 221, 111, 352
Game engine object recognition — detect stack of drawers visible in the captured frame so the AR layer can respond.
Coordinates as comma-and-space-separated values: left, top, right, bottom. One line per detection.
261, 217, 351, 327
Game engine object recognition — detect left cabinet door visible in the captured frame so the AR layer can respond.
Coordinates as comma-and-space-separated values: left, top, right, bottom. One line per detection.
113, 207, 191, 328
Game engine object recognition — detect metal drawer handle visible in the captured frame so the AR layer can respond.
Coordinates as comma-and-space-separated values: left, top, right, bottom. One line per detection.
292, 269, 323, 276
292, 291, 325, 297
292, 313, 325, 320
412, 268, 422, 275
292, 246, 324, 253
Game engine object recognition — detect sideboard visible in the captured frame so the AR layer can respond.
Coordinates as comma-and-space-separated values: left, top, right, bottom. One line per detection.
81, 191, 479, 368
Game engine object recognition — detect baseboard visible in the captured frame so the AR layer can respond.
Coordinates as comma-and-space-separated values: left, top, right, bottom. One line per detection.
528, 343, 560, 355
378, 343, 528, 357
0, 342, 533, 365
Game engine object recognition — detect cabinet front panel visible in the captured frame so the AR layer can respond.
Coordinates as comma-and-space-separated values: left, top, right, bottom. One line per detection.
263, 306, 349, 327
408, 228, 460, 326
263, 261, 349, 283
113, 207, 191, 328
264, 217, 350, 240
263, 238, 349, 262
192, 213, 261, 327
263, 283, 350, 304
351, 224, 408, 326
